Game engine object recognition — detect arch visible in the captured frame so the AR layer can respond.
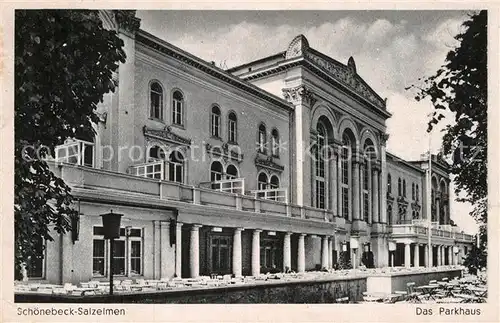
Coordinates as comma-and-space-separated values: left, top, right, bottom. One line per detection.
431, 176, 439, 190
360, 128, 379, 158
211, 105, 222, 138
271, 128, 280, 157
270, 175, 280, 189
210, 161, 223, 182
228, 111, 238, 143
226, 164, 239, 179
362, 138, 377, 162
403, 179, 407, 197
439, 179, 448, 193
257, 172, 268, 190
338, 116, 360, 146
398, 177, 402, 196
257, 122, 267, 153
149, 80, 164, 120
171, 88, 184, 125
311, 104, 337, 139
147, 144, 167, 161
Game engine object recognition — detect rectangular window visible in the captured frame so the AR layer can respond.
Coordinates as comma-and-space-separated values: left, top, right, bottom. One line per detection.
92, 239, 106, 276
209, 235, 232, 274
229, 120, 236, 142
173, 101, 182, 125
316, 180, 325, 209
92, 226, 143, 277
212, 114, 220, 137
168, 162, 183, 183
151, 91, 162, 120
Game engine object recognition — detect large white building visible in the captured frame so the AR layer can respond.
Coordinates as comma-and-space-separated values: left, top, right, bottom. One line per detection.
26, 10, 474, 284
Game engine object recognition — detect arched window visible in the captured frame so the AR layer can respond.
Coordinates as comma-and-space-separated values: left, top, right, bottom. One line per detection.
172, 91, 184, 125
258, 124, 266, 153
387, 174, 392, 194
228, 112, 237, 143
387, 204, 393, 225
210, 161, 223, 182
271, 129, 280, 157
147, 145, 166, 161
150, 82, 163, 120
412, 183, 415, 200
341, 132, 352, 220
226, 164, 238, 180
403, 179, 407, 197
362, 140, 374, 222
315, 123, 327, 209
270, 175, 280, 189
211, 106, 221, 138
168, 151, 184, 183
258, 172, 268, 190
398, 178, 402, 196
416, 184, 419, 201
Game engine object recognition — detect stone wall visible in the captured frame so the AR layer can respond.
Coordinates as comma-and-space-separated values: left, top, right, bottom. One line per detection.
15, 277, 366, 304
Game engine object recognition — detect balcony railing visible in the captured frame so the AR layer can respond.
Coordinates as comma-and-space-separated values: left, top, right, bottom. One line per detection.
250, 188, 288, 203
128, 161, 164, 180
390, 223, 474, 242
199, 178, 245, 195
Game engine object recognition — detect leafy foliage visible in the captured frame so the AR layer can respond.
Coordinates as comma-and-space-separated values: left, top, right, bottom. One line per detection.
407, 10, 487, 271
462, 224, 487, 274
15, 10, 126, 279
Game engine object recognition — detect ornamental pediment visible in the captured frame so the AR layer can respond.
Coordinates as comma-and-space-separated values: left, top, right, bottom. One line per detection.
255, 155, 285, 172
304, 51, 386, 110
143, 125, 192, 146
205, 142, 244, 163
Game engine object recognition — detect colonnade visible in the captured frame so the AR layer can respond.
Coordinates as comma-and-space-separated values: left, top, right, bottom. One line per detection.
174, 223, 337, 278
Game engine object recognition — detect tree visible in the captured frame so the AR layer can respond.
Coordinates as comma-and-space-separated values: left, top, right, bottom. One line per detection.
15, 10, 127, 279
408, 11, 487, 270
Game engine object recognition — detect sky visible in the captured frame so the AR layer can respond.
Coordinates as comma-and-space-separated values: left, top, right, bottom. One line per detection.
136, 10, 479, 234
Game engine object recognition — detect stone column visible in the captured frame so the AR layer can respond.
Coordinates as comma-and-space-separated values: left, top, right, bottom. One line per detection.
321, 236, 329, 269
414, 244, 420, 267
352, 158, 361, 221
297, 234, 306, 273
441, 246, 446, 265
436, 245, 441, 266
372, 168, 380, 223
175, 222, 183, 278
380, 135, 388, 224
189, 224, 201, 278
251, 230, 262, 276
328, 237, 333, 269
424, 244, 429, 267
329, 150, 338, 214
404, 242, 411, 268
337, 150, 343, 218
232, 228, 243, 277
283, 232, 292, 272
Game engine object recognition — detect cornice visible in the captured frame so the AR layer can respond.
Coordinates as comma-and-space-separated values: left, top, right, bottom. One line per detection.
135, 30, 292, 112
255, 155, 285, 172
135, 50, 291, 122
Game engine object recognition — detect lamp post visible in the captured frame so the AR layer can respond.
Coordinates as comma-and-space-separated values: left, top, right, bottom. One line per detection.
350, 237, 359, 270
100, 210, 123, 295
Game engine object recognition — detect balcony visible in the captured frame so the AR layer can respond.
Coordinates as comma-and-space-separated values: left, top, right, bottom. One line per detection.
390, 222, 474, 243
50, 162, 335, 227
54, 139, 95, 167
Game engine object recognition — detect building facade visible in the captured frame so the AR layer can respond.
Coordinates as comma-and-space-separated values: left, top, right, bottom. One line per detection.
25, 11, 474, 285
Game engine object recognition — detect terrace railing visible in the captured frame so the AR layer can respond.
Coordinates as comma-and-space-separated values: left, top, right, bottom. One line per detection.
199, 178, 245, 195
250, 188, 288, 203
128, 161, 164, 180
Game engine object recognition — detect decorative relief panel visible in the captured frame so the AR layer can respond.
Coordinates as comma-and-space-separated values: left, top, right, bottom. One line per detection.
255, 155, 285, 172
282, 85, 317, 106
143, 125, 192, 146
305, 51, 386, 109
205, 142, 244, 163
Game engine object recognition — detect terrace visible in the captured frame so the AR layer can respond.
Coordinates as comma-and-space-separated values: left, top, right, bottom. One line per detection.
50, 159, 335, 224
389, 220, 474, 243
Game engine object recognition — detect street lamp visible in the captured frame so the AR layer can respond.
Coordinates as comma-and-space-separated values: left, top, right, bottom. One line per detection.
453, 245, 459, 266
100, 210, 123, 295
350, 237, 359, 269
342, 241, 348, 252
